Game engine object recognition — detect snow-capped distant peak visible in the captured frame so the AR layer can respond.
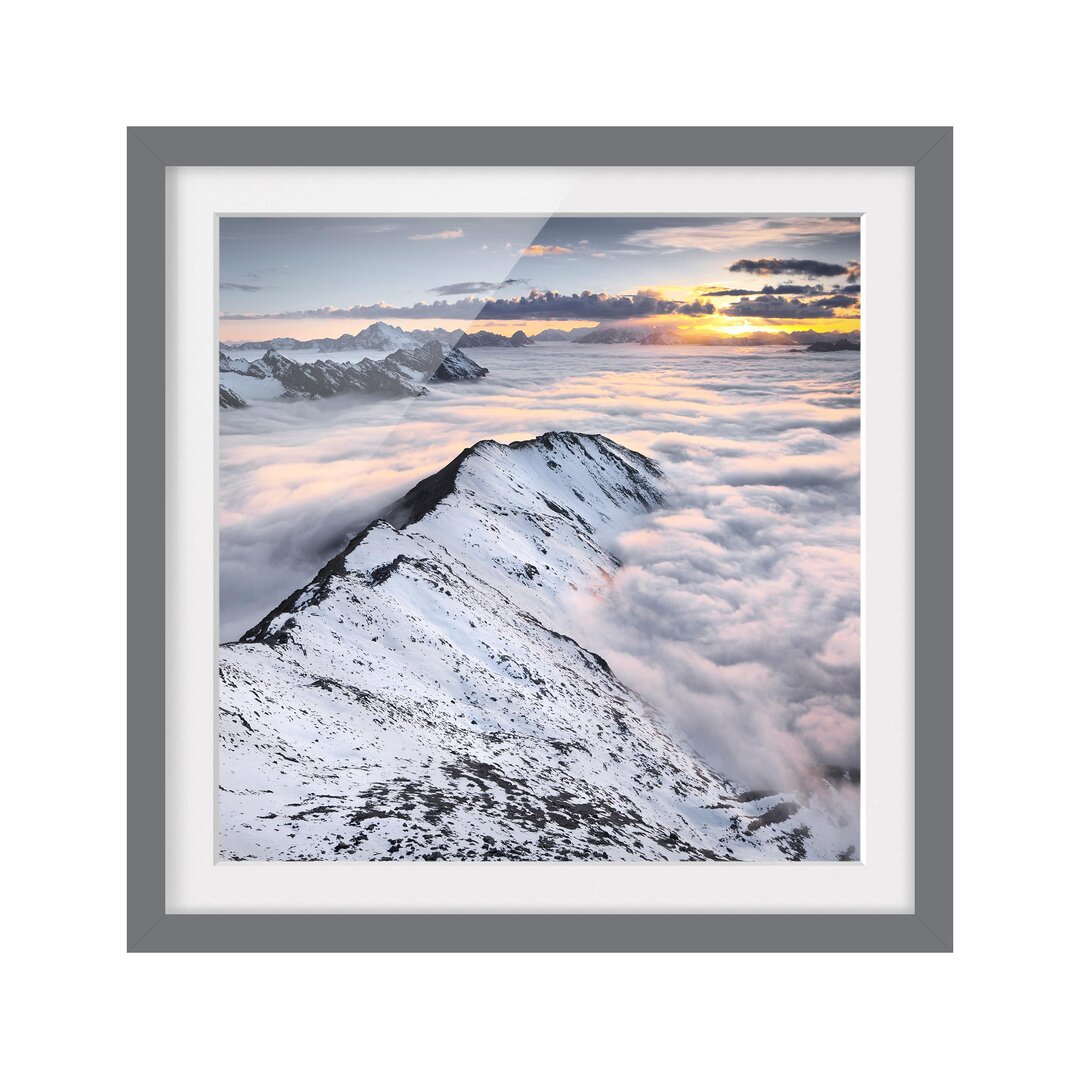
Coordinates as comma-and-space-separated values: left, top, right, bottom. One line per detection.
384, 341, 490, 383
352, 321, 417, 351
431, 344, 489, 381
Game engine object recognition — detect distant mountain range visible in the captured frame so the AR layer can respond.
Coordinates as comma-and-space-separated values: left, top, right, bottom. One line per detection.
453, 329, 533, 348
221, 321, 453, 354
220, 319, 860, 353
218, 340, 488, 408
219, 432, 857, 861
576, 327, 645, 344
530, 327, 596, 342
221, 320, 541, 354
638, 327, 682, 345
803, 337, 860, 352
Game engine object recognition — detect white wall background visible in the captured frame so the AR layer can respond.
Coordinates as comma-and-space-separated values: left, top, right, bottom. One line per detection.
3, 2, 1075, 1077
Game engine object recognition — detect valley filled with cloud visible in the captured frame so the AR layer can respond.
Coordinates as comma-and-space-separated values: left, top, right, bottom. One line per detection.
219, 343, 860, 794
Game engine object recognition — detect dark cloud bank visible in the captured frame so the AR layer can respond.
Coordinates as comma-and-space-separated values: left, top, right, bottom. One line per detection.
427, 278, 528, 296
729, 258, 861, 282
702, 283, 862, 297
720, 294, 860, 320
221, 289, 716, 322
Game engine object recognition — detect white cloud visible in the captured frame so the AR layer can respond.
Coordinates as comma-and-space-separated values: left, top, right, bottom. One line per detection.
408, 228, 464, 241
623, 217, 860, 253
520, 244, 572, 256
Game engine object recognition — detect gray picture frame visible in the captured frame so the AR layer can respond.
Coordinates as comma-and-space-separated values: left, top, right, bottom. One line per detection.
129, 126, 952, 952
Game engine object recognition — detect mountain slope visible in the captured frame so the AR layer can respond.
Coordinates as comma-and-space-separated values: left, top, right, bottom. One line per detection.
385, 340, 489, 382
372, 431, 664, 630
352, 320, 420, 351
219, 433, 856, 861
219, 383, 248, 409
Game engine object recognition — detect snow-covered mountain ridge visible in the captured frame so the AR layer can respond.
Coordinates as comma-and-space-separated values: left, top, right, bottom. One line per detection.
219, 432, 857, 861
218, 340, 487, 407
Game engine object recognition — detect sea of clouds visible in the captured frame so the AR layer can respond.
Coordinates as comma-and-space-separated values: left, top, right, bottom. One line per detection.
219, 344, 860, 792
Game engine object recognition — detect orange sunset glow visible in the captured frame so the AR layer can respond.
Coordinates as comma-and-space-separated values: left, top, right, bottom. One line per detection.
219, 215, 860, 347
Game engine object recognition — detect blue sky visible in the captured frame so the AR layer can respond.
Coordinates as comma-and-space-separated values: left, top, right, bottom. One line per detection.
219, 215, 861, 339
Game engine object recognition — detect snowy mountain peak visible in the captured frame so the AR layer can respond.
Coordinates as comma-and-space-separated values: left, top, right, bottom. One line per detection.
431, 344, 489, 381
381, 431, 663, 542
220, 434, 856, 861
239, 432, 666, 649
352, 321, 417, 351
384, 340, 489, 382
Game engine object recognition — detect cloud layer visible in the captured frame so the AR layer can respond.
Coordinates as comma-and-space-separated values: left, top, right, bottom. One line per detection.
408, 228, 464, 241
701, 283, 861, 298
729, 258, 851, 278
220, 343, 860, 794
220, 288, 717, 322
721, 294, 860, 319
622, 217, 860, 252
428, 278, 528, 296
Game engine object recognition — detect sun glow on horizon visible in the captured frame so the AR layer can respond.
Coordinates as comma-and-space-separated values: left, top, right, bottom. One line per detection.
218, 307, 860, 345
716, 319, 755, 336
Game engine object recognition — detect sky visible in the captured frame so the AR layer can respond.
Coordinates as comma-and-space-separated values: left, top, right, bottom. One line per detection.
219, 215, 861, 342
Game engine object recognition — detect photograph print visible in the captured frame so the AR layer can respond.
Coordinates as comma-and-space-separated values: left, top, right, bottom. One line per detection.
217, 214, 862, 862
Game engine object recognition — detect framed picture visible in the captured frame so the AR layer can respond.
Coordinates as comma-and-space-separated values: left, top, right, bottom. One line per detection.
129, 126, 952, 951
